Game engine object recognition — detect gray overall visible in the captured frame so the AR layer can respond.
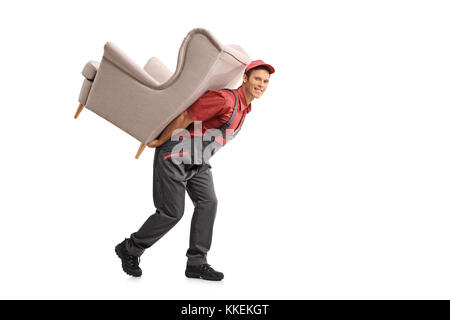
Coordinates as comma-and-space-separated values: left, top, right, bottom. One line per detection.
127, 89, 245, 266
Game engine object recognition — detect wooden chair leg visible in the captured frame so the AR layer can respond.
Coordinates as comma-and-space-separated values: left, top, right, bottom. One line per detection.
74, 103, 85, 119
135, 143, 146, 159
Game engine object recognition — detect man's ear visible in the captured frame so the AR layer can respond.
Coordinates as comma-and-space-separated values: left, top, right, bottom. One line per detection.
243, 73, 248, 84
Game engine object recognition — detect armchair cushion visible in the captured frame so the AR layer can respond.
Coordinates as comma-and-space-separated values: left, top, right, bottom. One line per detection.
143, 57, 172, 85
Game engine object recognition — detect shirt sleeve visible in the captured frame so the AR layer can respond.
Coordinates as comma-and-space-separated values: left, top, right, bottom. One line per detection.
186, 90, 227, 122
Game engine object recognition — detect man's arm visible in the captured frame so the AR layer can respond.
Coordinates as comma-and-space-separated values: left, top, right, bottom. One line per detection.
147, 111, 193, 148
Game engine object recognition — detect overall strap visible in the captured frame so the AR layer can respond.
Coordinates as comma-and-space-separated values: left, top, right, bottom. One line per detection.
220, 89, 239, 133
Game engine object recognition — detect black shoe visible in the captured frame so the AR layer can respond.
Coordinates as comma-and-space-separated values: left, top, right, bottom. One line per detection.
185, 264, 224, 281
115, 239, 142, 277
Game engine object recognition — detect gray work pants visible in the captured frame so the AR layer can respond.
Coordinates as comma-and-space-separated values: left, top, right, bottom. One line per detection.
126, 140, 218, 266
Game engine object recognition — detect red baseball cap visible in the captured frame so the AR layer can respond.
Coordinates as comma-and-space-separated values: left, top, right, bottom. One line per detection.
245, 60, 275, 74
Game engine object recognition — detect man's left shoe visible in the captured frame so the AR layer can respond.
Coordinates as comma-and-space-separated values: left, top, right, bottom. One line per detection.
185, 264, 224, 281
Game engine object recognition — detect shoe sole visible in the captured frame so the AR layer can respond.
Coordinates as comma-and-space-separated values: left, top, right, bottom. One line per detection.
185, 271, 223, 281
115, 244, 142, 277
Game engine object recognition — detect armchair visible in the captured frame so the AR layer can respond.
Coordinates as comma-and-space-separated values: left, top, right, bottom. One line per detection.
75, 28, 251, 158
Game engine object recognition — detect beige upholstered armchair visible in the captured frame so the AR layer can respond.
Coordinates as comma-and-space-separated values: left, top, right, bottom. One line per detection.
75, 28, 251, 158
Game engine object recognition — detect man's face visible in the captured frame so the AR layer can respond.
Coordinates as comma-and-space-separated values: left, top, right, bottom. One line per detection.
244, 69, 270, 99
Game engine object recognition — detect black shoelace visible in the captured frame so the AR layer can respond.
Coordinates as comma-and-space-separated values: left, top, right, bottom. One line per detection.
201, 264, 214, 272
127, 255, 140, 268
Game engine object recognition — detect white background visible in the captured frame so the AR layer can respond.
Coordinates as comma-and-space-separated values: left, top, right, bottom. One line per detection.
0, 0, 449, 299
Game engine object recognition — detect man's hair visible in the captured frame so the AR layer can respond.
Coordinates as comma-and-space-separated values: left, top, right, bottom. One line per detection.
245, 66, 271, 79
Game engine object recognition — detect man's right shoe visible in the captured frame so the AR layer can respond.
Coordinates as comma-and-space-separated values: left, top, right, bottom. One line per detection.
185, 264, 224, 281
115, 239, 142, 277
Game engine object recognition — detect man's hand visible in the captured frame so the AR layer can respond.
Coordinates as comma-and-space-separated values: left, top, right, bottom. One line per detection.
147, 111, 193, 149
147, 139, 160, 148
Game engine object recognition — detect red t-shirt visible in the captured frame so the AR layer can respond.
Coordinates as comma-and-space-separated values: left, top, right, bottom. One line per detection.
186, 86, 251, 144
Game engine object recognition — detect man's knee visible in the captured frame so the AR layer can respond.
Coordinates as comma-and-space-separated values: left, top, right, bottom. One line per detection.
157, 206, 184, 221
196, 195, 218, 211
